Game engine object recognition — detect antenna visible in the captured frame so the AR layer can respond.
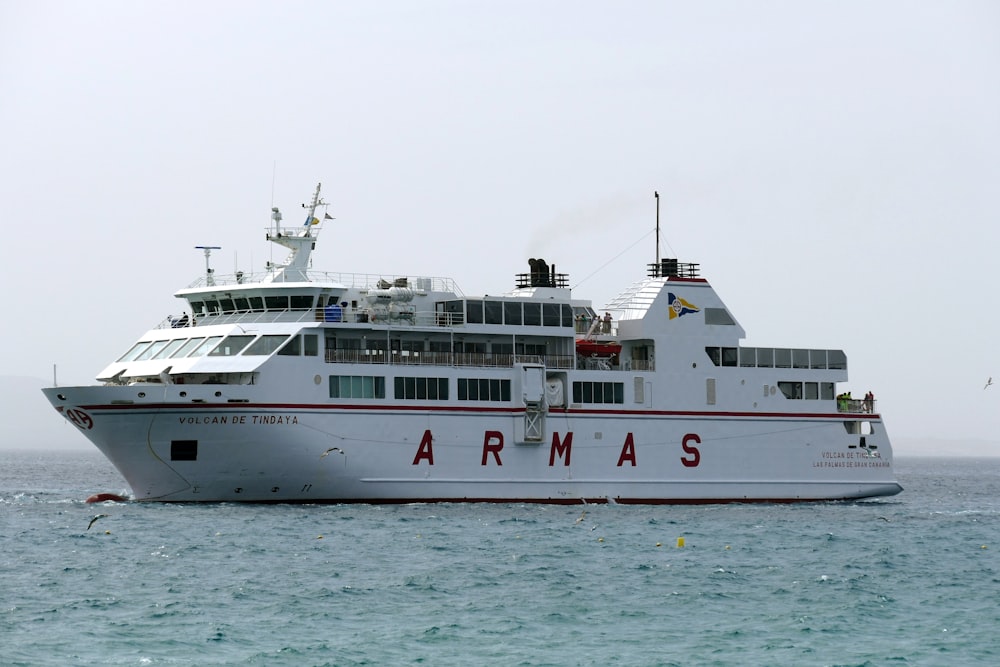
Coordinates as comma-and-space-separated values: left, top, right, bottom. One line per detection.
654, 191, 660, 267
195, 246, 222, 286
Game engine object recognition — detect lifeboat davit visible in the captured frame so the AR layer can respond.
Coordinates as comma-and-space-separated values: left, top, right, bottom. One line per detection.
575, 339, 622, 357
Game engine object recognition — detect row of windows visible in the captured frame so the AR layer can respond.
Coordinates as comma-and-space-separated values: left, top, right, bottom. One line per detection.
329, 376, 839, 404
438, 300, 574, 328
118, 334, 318, 362
705, 347, 847, 370
572, 381, 625, 405
325, 376, 519, 403
190, 294, 316, 316
330, 375, 386, 399
458, 378, 512, 401
777, 381, 836, 400
395, 376, 449, 400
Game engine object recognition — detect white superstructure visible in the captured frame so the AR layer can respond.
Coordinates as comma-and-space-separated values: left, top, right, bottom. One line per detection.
43, 184, 902, 503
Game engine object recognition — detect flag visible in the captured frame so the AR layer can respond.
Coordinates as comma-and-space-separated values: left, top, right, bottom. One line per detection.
324, 212, 333, 220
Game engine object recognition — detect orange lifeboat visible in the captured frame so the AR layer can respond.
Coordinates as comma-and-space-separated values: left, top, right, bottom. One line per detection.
575, 340, 622, 357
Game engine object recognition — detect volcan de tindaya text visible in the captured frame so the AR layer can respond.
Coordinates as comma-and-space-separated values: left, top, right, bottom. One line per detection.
43, 184, 901, 503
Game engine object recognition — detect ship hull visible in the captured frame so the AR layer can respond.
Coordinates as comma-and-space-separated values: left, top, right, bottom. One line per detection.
44, 386, 902, 503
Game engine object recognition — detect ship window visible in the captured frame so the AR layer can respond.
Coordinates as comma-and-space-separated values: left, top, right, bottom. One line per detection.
170, 440, 198, 461
705, 347, 722, 366
562, 304, 573, 327
572, 381, 624, 404
523, 303, 541, 326
542, 303, 561, 327
117, 341, 153, 362
521, 342, 546, 357
219, 298, 236, 314
756, 348, 774, 368
821, 382, 835, 400
804, 382, 819, 399
439, 300, 464, 325
329, 375, 386, 399
303, 334, 318, 356
393, 376, 449, 400
136, 340, 169, 361
739, 348, 756, 367
205, 300, 221, 314
828, 350, 847, 370
428, 340, 450, 353
189, 336, 225, 357
209, 335, 255, 356
234, 297, 250, 311
704, 308, 735, 325
244, 335, 290, 356
278, 336, 302, 356
504, 302, 522, 325
153, 339, 189, 360
810, 350, 827, 369
774, 348, 792, 368
721, 348, 738, 367
290, 295, 313, 310
484, 300, 503, 325
172, 337, 207, 358
458, 378, 511, 401
492, 342, 513, 355
778, 381, 802, 399
248, 296, 264, 311
189, 301, 205, 316
466, 300, 483, 324
265, 295, 289, 310
792, 349, 809, 369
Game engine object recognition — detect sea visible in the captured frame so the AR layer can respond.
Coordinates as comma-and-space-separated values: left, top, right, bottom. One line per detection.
1, 451, 998, 667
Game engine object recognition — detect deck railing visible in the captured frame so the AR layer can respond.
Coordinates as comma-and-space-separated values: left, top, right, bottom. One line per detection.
324, 349, 576, 369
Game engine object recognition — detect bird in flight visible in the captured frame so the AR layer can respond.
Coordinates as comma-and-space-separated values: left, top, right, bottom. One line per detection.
986, 377, 993, 390
320, 447, 343, 458
87, 514, 108, 531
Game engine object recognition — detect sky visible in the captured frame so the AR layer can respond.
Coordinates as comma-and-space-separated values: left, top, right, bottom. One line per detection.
2, 1, 999, 453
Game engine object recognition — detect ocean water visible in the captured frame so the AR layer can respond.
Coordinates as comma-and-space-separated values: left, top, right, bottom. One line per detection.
2, 451, 998, 667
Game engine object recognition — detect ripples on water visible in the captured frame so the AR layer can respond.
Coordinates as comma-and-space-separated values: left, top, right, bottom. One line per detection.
2, 452, 998, 666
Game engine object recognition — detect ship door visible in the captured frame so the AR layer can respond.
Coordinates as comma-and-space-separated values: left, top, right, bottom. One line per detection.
517, 363, 546, 444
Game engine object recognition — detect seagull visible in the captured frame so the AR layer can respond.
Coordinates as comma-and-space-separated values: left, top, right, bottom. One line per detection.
985, 377, 993, 390
320, 447, 343, 458
87, 514, 108, 531
575, 510, 587, 524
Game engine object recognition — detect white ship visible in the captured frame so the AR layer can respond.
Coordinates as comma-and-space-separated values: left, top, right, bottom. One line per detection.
43, 184, 902, 503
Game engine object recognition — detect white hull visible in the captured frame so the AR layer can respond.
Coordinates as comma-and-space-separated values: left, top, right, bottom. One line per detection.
43, 386, 901, 503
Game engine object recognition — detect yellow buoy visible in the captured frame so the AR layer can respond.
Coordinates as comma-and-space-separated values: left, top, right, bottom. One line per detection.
676, 537, 685, 548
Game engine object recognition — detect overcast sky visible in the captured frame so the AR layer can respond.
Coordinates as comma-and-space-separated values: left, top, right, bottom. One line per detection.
2, 1, 998, 453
